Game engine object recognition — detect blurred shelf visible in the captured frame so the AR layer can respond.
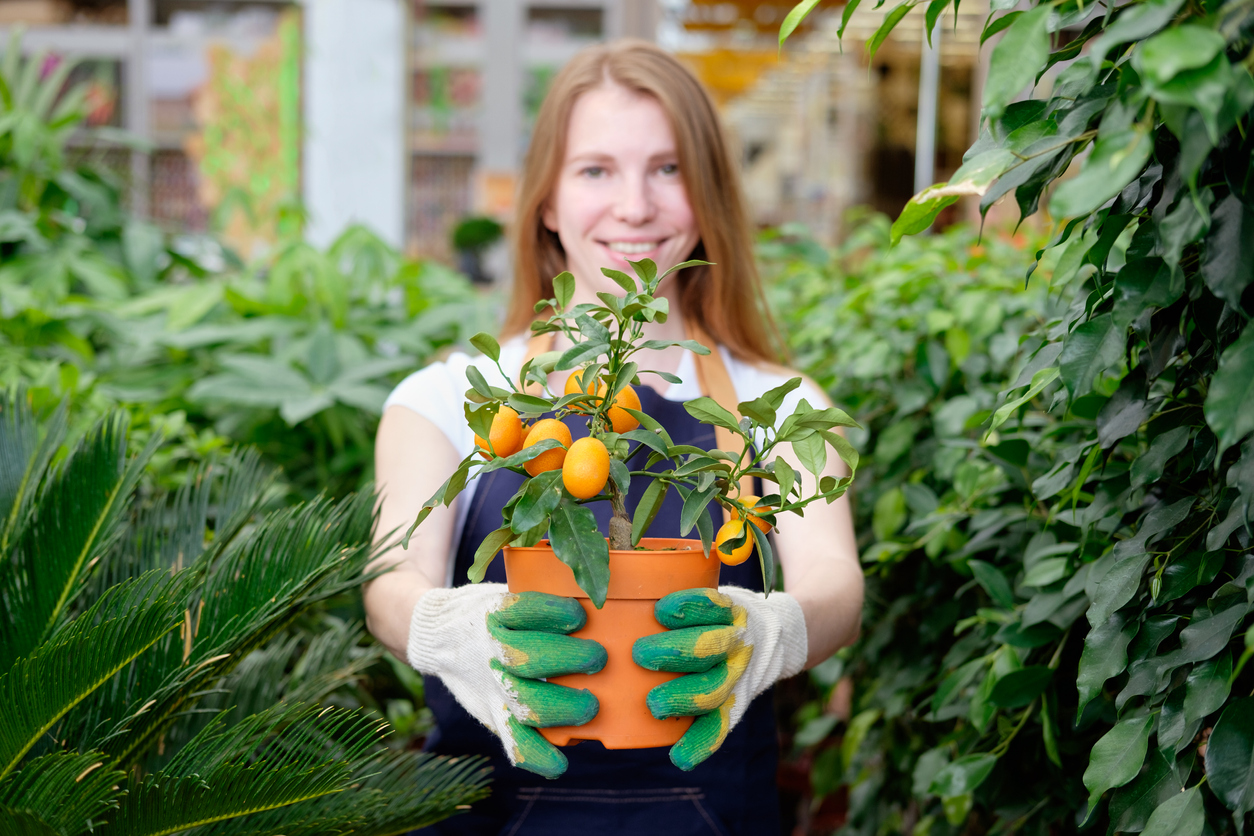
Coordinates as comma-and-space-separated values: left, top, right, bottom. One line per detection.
0, 24, 131, 56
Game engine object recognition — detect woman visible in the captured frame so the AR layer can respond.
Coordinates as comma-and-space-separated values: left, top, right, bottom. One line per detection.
364, 41, 862, 836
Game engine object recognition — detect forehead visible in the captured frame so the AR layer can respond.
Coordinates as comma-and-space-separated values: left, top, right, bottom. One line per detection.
563, 83, 677, 160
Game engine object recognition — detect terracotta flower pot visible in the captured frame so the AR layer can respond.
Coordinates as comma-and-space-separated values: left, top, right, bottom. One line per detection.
503, 538, 720, 750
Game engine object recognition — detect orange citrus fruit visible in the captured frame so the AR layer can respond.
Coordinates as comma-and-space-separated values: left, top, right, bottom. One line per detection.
562, 437, 611, 499
736, 495, 773, 534
608, 384, 641, 433
521, 419, 572, 476
474, 405, 523, 459
714, 519, 755, 566
564, 368, 599, 398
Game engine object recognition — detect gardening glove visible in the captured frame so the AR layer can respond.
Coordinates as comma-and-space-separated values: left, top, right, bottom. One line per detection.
407, 583, 607, 778
632, 586, 808, 771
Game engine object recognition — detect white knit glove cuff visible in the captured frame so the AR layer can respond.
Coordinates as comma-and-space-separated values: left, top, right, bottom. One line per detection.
406, 583, 525, 756
720, 586, 808, 728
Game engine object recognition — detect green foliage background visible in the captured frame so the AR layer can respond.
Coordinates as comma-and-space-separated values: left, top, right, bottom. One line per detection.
776, 0, 1254, 831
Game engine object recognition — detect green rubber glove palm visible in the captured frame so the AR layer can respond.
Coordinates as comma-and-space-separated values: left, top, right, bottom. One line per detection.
408, 585, 607, 778
632, 587, 809, 771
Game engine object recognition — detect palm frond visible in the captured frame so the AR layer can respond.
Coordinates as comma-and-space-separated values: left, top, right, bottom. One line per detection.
0, 413, 160, 662
329, 750, 491, 836
95, 491, 381, 768
283, 620, 382, 707
0, 572, 181, 779
186, 751, 491, 836
0, 807, 61, 836
99, 705, 386, 836
0, 397, 67, 554
0, 752, 124, 836
65, 450, 277, 756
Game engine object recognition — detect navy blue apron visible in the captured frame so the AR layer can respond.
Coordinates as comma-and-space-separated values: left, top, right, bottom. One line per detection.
413, 385, 780, 836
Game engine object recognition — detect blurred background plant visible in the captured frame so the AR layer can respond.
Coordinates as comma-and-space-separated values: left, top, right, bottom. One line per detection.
773, 0, 1254, 830
0, 35, 497, 499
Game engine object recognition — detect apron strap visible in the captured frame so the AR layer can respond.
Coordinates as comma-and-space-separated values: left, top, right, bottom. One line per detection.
518, 322, 752, 520
687, 323, 755, 520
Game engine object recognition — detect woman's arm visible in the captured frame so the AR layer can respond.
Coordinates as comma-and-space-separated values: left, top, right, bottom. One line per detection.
772, 382, 865, 669
363, 405, 463, 661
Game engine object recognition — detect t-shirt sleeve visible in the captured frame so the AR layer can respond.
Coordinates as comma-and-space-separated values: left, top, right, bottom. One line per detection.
382, 337, 528, 459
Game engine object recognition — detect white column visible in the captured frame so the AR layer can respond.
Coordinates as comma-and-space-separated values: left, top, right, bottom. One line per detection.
914, 21, 941, 194
303, 0, 406, 247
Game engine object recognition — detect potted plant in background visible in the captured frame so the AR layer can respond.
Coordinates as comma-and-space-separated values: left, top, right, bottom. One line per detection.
450, 215, 504, 286
408, 258, 859, 749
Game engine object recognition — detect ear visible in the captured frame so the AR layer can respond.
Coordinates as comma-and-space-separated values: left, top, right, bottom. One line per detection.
541, 201, 559, 233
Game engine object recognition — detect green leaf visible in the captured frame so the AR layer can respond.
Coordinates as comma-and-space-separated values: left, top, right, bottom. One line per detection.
929, 753, 997, 799
1205, 697, 1254, 821
1087, 0, 1186, 71
980, 10, 1022, 46
507, 393, 555, 415
989, 367, 1059, 434
511, 470, 563, 533
838, 0, 863, 38
779, 0, 823, 46
468, 526, 514, 584
841, 709, 881, 773
988, 666, 1051, 707
1205, 326, 1254, 457
1083, 715, 1153, 813
464, 365, 497, 400
1059, 314, 1124, 398
750, 523, 776, 594
1184, 650, 1232, 724
792, 432, 827, 477
872, 488, 907, 542
1021, 557, 1069, 587
867, 2, 915, 65
657, 259, 712, 281
684, 397, 741, 432
552, 271, 575, 310
680, 483, 718, 537
548, 499, 610, 608
1133, 25, 1226, 87
631, 479, 669, 546
774, 458, 797, 502
600, 267, 637, 292
1049, 128, 1154, 218
1076, 613, 1136, 715
1201, 195, 1254, 310
478, 438, 565, 475
891, 193, 960, 244
1109, 750, 1182, 831
968, 560, 1014, 609
982, 4, 1050, 121
469, 332, 500, 362
1141, 786, 1204, 836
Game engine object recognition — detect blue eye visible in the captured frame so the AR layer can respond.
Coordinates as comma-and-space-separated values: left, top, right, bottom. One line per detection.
582, 166, 606, 179
659, 163, 679, 176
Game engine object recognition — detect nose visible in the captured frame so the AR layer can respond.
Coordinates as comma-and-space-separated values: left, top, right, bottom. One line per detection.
613, 171, 655, 226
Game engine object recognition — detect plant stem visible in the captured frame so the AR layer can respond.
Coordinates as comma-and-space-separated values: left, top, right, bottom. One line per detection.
608, 477, 632, 550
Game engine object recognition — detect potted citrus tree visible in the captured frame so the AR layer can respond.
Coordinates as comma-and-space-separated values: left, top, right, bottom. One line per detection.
407, 258, 858, 749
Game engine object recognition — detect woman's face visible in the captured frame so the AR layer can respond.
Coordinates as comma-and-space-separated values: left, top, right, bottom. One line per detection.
543, 83, 701, 295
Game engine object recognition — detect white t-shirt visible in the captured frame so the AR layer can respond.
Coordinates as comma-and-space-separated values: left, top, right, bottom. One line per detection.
383, 335, 824, 581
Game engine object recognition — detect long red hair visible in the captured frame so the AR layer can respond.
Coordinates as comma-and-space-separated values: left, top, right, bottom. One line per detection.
506, 40, 782, 365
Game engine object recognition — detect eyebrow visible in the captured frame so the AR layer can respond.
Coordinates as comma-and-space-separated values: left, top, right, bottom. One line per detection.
565, 151, 679, 166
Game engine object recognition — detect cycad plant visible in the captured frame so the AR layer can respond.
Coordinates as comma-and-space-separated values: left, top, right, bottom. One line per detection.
0, 393, 489, 835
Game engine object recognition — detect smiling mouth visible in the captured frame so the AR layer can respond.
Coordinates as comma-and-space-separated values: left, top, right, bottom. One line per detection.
603, 240, 662, 255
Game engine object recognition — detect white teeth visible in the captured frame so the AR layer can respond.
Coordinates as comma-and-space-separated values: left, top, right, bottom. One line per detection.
606, 241, 658, 254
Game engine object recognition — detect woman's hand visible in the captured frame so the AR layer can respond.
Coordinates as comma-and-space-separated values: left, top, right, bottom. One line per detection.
631, 587, 808, 770
408, 585, 607, 778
